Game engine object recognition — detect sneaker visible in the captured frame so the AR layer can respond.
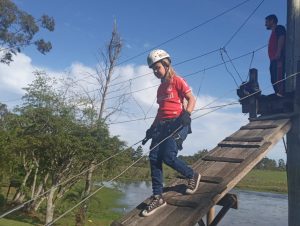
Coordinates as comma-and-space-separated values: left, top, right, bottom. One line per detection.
186, 173, 201, 194
142, 195, 166, 217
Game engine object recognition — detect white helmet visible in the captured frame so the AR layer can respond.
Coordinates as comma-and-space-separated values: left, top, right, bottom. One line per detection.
147, 49, 170, 68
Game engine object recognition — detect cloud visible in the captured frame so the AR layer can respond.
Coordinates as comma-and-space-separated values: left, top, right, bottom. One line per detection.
0, 53, 36, 95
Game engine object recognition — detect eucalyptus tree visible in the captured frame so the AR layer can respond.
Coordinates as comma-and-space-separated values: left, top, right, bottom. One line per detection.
0, 0, 55, 64
0, 103, 16, 182
4, 72, 96, 223
65, 21, 132, 226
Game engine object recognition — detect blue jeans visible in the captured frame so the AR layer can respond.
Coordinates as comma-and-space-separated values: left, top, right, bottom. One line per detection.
149, 124, 194, 195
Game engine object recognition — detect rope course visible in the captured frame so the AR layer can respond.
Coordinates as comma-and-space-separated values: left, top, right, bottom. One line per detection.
1, 71, 299, 223
104, 45, 267, 101
0, 1, 289, 224
223, 0, 265, 48
47, 72, 300, 225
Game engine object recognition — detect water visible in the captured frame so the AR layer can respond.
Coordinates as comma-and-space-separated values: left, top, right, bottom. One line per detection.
105, 181, 288, 226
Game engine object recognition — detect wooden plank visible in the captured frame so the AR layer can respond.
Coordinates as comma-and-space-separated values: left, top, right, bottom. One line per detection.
240, 124, 278, 130
223, 136, 264, 142
165, 198, 198, 208
175, 175, 223, 184
202, 155, 244, 163
218, 143, 261, 148
201, 176, 223, 184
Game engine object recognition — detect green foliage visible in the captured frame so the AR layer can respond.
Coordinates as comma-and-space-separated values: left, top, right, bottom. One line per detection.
0, 194, 5, 208
0, 71, 131, 222
255, 157, 284, 170
0, 0, 55, 64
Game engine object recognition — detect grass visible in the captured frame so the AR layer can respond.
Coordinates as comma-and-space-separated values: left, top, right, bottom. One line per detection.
236, 169, 287, 193
0, 186, 126, 226
52, 186, 126, 226
0, 218, 33, 226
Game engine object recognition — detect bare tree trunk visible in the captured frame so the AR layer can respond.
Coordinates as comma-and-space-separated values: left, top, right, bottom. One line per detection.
75, 160, 96, 226
45, 186, 57, 224
12, 168, 32, 203
75, 21, 122, 226
33, 196, 46, 211
26, 173, 49, 213
31, 166, 39, 199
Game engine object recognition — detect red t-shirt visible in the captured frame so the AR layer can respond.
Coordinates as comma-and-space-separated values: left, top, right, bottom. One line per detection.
268, 25, 286, 60
156, 75, 191, 120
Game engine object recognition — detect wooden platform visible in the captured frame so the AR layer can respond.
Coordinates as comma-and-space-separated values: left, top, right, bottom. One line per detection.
111, 116, 291, 226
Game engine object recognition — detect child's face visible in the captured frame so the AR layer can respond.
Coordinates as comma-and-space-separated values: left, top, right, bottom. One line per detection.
152, 62, 166, 79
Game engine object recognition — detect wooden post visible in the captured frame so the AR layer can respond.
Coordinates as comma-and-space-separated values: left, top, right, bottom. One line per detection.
286, 1, 300, 226
207, 207, 215, 225
248, 68, 258, 118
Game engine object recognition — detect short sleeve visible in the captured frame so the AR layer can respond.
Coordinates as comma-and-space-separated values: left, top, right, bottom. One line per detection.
175, 76, 191, 96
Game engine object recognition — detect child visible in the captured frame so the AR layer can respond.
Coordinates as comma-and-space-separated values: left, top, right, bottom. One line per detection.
142, 49, 200, 217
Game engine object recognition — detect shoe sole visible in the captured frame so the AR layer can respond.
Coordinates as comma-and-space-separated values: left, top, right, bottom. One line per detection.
186, 173, 201, 194
141, 201, 167, 217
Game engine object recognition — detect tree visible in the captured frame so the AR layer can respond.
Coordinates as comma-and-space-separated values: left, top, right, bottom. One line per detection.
132, 145, 143, 162
255, 157, 277, 170
67, 21, 128, 226
278, 158, 286, 170
0, 69, 129, 223
0, 103, 16, 182
5, 72, 89, 223
0, 0, 55, 64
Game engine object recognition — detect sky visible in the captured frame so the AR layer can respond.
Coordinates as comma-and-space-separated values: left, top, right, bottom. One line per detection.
0, 0, 288, 161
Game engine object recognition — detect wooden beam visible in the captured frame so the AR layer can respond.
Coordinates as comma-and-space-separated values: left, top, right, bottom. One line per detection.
216, 193, 238, 209
209, 194, 238, 226
202, 156, 244, 163
240, 124, 278, 130
286, 1, 300, 225
201, 176, 224, 184
207, 208, 215, 226
218, 143, 261, 148
223, 136, 264, 142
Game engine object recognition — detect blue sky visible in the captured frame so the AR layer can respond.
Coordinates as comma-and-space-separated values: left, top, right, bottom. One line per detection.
0, 0, 288, 161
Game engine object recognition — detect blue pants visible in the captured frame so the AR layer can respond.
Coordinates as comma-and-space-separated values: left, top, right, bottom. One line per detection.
149, 124, 194, 195
270, 59, 285, 95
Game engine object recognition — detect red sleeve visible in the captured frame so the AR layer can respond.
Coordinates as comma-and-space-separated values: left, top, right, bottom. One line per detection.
175, 75, 191, 96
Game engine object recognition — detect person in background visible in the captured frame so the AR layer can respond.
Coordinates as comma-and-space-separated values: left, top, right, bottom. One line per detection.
141, 49, 200, 217
265, 14, 286, 97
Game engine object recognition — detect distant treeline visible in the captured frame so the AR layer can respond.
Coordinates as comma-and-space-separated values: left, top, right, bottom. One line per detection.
177, 149, 286, 171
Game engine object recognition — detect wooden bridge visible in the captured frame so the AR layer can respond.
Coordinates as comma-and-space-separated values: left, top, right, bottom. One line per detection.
111, 114, 292, 226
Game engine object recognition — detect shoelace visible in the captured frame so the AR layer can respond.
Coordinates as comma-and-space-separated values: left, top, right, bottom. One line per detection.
148, 197, 160, 210
188, 178, 195, 188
